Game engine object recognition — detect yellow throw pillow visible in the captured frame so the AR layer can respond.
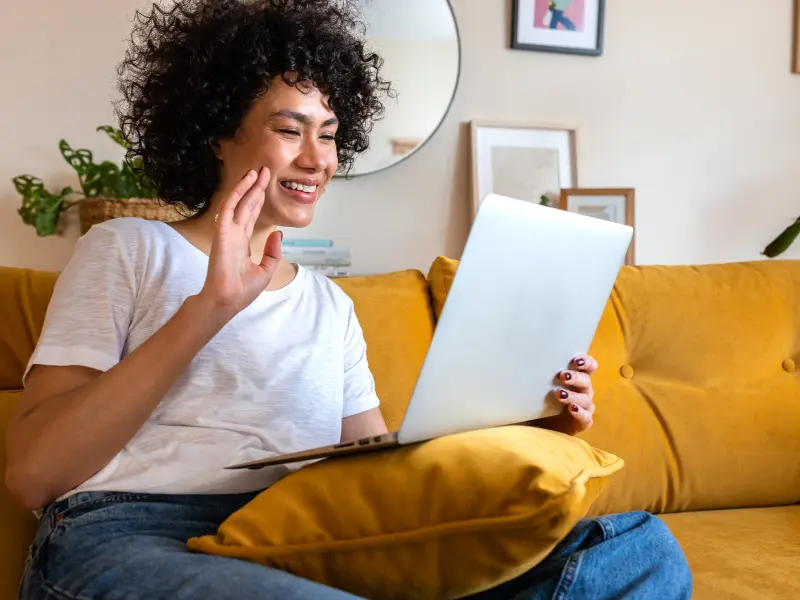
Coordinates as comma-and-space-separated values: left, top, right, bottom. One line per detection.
426, 256, 458, 323
188, 426, 623, 599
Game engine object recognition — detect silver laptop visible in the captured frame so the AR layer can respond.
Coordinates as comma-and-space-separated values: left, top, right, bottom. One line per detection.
227, 193, 633, 470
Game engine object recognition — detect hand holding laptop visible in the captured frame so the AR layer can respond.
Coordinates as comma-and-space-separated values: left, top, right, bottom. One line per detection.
537, 353, 599, 436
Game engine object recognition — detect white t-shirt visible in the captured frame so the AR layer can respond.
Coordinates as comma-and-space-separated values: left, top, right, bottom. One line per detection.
25, 218, 380, 499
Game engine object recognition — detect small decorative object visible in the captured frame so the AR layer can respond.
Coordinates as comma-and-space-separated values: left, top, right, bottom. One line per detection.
12, 126, 182, 236
281, 238, 352, 277
511, 0, 605, 57
763, 216, 800, 258
794, 0, 800, 73
560, 188, 635, 265
390, 138, 422, 156
470, 120, 578, 216
281, 239, 334, 248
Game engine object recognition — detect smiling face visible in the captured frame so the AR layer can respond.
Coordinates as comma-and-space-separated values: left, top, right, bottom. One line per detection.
215, 77, 339, 229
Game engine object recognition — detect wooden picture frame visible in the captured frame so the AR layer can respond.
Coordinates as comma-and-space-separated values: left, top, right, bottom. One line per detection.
794, 0, 800, 73
470, 119, 579, 217
560, 188, 636, 265
511, 0, 606, 57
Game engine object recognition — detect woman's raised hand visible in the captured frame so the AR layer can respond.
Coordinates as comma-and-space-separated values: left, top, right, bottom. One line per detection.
199, 167, 282, 316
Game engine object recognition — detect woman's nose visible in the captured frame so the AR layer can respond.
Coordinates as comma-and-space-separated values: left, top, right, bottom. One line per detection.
295, 139, 328, 172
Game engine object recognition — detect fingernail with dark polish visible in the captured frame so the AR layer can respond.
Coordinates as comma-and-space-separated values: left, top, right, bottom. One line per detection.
570, 404, 580, 413
563, 371, 572, 381
559, 390, 569, 400
278, 230, 284, 241
576, 358, 586, 367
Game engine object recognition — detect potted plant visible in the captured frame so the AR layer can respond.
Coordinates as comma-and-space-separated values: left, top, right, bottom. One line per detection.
12, 126, 183, 236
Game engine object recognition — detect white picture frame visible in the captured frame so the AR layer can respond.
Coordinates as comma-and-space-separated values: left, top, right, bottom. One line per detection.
469, 120, 579, 217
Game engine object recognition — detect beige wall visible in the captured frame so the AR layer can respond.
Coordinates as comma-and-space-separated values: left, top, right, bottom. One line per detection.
2, 0, 800, 273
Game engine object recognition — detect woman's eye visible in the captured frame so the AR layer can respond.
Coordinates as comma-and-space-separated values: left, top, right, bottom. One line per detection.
279, 129, 300, 136
320, 134, 336, 141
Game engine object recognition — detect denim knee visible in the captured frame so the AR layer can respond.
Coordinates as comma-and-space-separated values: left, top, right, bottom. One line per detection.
639, 513, 693, 597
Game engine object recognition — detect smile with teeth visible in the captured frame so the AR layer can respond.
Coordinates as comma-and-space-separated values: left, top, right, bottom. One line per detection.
280, 181, 318, 193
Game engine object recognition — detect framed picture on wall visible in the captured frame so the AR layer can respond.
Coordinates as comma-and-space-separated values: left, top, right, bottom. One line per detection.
794, 0, 800, 73
470, 120, 578, 217
560, 188, 635, 264
511, 0, 606, 56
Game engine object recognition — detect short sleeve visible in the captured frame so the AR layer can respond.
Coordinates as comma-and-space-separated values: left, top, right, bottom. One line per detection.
342, 300, 380, 418
24, 225, 136, 384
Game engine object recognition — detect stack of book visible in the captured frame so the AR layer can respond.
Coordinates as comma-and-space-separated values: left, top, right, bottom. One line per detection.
280, 238, 352, 277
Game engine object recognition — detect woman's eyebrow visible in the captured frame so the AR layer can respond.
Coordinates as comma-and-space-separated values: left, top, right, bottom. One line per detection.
269, 109, 339, 127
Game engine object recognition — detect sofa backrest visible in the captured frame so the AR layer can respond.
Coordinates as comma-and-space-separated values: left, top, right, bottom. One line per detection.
333, 270, 435, 432
0, 267, 58, 390
429, 257, 800, 516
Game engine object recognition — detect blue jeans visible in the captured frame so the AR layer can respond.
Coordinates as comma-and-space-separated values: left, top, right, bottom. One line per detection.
20, 491, 692, 599
549, 9, 576, 31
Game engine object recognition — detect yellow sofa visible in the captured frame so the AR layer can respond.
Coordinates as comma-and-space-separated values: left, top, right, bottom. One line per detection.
2, 258, 799, 599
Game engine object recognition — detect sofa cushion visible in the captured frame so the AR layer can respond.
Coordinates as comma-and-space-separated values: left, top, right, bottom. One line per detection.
0, 267, 58, 390
188, 426, 623, 600
660, 506, 800, 599
426, 257, 800, 515
0, 391, 39, 600
334, 270, 434, 431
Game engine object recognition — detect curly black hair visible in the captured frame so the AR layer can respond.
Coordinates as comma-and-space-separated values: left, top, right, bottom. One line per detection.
116, 0, 392, 215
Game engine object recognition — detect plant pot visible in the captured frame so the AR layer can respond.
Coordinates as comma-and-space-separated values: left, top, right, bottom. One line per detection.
78, 197, 186, 234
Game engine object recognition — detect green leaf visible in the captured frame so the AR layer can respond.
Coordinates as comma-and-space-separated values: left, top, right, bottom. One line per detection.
35, 204, 61, 236
96, 125, 131, 150
763, 217, 800, 258
12, 174, 45, 197
83, 161, 121, 197
59, 139, 95, 195
17, 197, 37, 226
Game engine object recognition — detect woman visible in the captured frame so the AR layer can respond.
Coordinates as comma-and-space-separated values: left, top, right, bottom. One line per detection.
6, 1, 691, 598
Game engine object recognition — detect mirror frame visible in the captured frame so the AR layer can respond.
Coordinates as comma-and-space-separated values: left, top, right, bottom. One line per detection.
337, 0, 462, 178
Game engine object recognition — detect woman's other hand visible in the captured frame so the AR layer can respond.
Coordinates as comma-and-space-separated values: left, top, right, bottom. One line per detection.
535, 354, 598, 436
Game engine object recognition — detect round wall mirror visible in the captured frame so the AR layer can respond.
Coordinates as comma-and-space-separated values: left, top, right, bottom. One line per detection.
344, 0, 461, 177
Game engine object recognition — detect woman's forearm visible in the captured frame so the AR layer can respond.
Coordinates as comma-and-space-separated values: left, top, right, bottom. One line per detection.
5, 294, 234, 509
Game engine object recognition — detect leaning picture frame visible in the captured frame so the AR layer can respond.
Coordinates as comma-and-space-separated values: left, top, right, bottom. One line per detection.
470, 120, 579, 217
560, 188, 636, 265
511, 0, 606, 56
794, 0, 800, 73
